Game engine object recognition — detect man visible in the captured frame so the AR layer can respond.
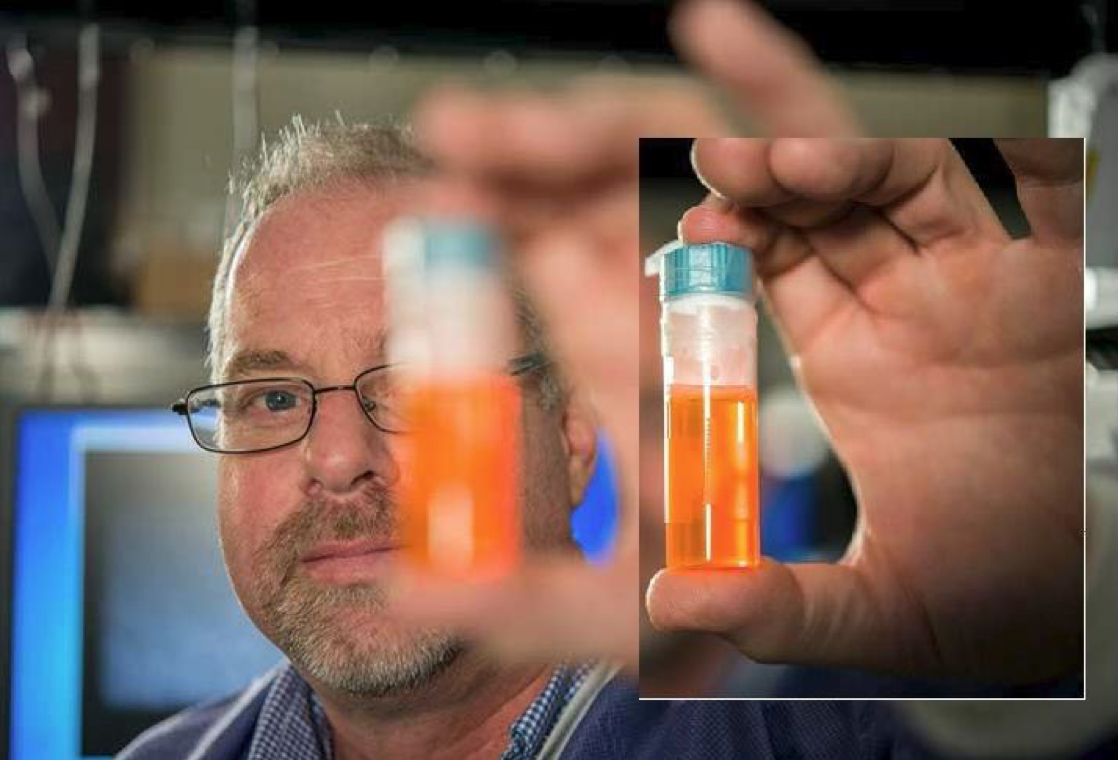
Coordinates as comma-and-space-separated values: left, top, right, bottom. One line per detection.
116, 116, 929, 760
125, 116, 925, 760
120, 121, 606, 760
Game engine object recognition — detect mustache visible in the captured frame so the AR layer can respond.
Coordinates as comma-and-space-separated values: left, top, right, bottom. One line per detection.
258, 483, 398, 587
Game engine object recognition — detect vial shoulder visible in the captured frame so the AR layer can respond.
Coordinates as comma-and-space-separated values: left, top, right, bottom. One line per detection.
664, 293, 754, 313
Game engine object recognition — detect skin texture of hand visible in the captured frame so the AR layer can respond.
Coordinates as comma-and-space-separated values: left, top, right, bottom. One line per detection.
646, 137, 1084, 682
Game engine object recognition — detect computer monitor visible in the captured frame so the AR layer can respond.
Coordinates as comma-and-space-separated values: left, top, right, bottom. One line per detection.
2, 405, 618, 760
4, 407, 283, 760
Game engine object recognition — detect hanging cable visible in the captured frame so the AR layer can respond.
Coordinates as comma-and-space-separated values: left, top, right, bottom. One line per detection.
224, 0, 260, 241
46, 23, 100, 316
6, 34, 62, 274
1082, 0, 1109, 55
35, 22, 101, 399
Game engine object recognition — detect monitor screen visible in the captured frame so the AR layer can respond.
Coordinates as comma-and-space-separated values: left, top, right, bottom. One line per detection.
7, 409, 282, 760
5, 407, 618, 760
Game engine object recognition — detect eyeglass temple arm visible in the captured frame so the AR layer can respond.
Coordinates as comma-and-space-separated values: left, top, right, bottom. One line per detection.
171, 399, 188, 416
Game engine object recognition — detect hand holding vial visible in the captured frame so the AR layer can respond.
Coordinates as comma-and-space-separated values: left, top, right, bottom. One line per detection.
646, 137, 1085, 683
384, 0, 846, 670
390, 0, 1085, 686
387, 83, 727, 669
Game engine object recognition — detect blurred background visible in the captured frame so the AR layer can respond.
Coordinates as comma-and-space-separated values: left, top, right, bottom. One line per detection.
0, 1, 1114, 759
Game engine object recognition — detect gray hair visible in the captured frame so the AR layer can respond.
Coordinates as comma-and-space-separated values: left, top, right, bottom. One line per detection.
208, 115, 562, 408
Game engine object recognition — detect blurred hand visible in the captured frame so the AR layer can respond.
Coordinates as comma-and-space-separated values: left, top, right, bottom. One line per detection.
647, 137, 1084, 681
388, 0, 865, 668
388, 79, 726, 668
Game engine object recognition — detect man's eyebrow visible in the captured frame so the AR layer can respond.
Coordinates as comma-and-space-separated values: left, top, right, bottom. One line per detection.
221, 349, 309, 381
219, 331, 389, 381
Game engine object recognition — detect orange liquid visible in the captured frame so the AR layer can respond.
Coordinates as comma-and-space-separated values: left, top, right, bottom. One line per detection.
400, 375, 520, 578
665, 384, 760, 569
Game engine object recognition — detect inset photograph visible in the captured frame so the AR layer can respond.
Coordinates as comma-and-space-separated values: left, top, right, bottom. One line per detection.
639, 137, 1086, 699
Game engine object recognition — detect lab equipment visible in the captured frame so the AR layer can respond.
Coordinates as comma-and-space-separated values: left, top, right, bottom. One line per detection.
384, 218, 521, 577
647, 241, 760, 569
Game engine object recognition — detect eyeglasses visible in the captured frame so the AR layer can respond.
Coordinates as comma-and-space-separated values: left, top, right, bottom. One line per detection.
171, 352, 549, 454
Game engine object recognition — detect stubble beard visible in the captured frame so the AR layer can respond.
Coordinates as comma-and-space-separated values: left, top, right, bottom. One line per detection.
250, 486, 464, 698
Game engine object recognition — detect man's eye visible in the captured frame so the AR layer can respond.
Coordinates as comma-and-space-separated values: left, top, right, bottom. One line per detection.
251, 389, 300, 412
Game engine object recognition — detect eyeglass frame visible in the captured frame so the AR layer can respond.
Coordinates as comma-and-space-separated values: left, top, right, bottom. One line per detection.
171, 351, 550, 455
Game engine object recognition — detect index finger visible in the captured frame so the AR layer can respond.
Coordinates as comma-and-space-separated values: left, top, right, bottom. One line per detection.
693, 138, 1008, 249
414, 78, 727, 189
670, 0, 862, 137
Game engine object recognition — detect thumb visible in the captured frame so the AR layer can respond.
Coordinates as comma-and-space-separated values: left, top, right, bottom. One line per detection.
645, 558, 927, 673
994, 138, 1084, 247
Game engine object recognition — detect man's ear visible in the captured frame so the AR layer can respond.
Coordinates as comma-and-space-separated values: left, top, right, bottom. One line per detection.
560, 390, 598, 509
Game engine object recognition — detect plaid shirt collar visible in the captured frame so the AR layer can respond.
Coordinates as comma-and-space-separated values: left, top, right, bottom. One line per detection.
501, 662, 592, 760
246, 661, 591, 760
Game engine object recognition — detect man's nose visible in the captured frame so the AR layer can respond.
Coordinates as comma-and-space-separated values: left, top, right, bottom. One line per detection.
300, 389, 400, 496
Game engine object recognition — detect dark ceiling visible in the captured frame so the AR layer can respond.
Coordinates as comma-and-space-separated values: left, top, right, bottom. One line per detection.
0, 1, 1107, 77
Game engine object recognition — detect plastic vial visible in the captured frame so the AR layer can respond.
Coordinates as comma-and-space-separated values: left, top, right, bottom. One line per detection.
383, 218, 521, 578
646, 241, 760, 569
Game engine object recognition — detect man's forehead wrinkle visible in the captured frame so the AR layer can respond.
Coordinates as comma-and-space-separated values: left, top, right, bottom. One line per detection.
243, 246, 375, 278
222, 326, 387, 378
252, 184, 401, 248
288, 259, 381, 274
336, 325, 388, 359
230, 185, 404, 291
295, 275, 386, 293
222, 185, 399, 374
232, 248, 383, 316
238, 225, 385, 288
301, 273, 384, 282
297, 293, 385, 317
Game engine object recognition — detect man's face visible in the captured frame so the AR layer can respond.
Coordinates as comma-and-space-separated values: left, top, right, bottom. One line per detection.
217, 183, 574, 697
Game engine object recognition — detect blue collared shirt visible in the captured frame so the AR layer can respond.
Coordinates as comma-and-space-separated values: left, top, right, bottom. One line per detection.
243, 661, 592, 760
120, 662, 975, 760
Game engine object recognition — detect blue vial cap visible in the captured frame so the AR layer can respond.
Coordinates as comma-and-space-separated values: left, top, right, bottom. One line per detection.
660, 241, 752, 301
421, 219, 497, 270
